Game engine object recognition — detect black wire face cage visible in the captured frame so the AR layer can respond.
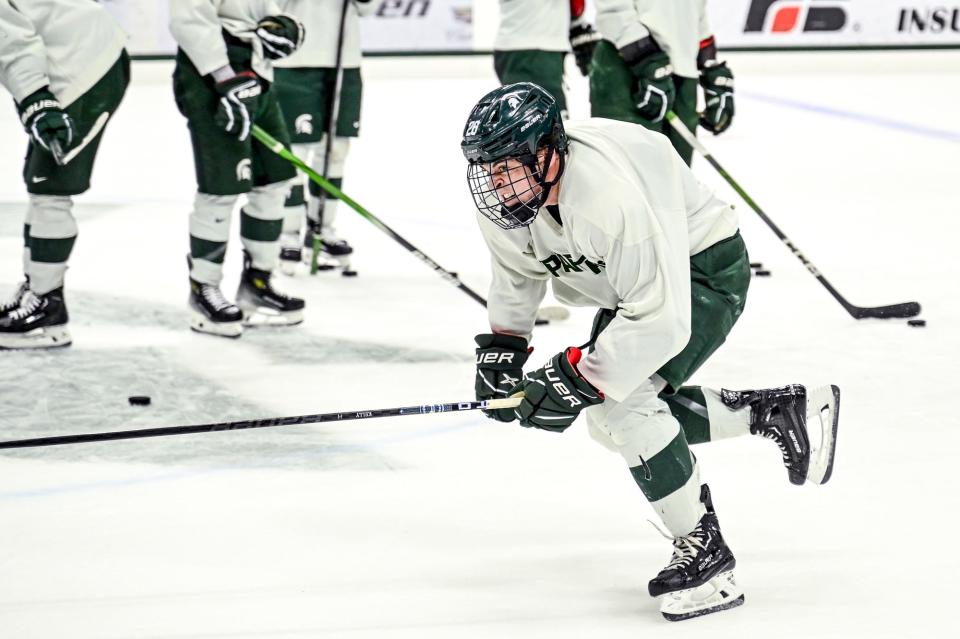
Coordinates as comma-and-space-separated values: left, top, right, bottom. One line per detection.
467, 149, 554, 230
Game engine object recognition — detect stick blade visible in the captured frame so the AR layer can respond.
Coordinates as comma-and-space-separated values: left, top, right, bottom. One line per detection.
851, 301, 921, 320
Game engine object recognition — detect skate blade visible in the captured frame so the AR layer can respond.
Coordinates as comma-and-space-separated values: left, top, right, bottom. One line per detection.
279, 259, 300, 276
659, 570, 745, 622
189, 312, 242, 338
302, 252, 339, 272
806, 385, 841, 485
241, 308, 303, 327
0, 324, 72, 350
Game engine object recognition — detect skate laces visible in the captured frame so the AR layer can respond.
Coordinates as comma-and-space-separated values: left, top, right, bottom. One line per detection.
9, 290, 41, 321
200, 284, 234, 311
649, 519, 709, 571
1, 281, 28, 312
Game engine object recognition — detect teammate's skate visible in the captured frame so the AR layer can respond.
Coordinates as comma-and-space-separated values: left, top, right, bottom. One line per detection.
0, 287, 71, 349
723, 384, 841, 485
279, 232, 303, 275
189, 278, 243, 338
649, 485, 744, 621
303, 228, 350, 271
236, 252, 304, 326
0, 280, 29, 320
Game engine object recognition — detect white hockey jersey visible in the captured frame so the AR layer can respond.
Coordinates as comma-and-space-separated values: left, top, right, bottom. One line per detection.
274, 0, 373, 69
0, 0, 127, 106
478, 118, 738, 401
495, 0, 571, 52
169, 0, 294, 80
594, 0, 712, 78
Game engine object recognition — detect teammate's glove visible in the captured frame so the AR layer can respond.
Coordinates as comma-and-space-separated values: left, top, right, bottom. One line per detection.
509, 347, 603, 433
214, 72, 262, 141
255, 15, 305, 60
619, 37, 675, 124
17, 88, 76, 164
475, 333, 531, 422
569, 19, 601, 76
699, 60, 735, 134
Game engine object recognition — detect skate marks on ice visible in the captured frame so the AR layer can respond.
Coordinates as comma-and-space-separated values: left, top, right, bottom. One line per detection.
67, 291, 469, 365
0, 345, 396, 471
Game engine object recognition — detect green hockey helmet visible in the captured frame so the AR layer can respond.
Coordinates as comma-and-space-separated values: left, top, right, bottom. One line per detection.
461, 83, 567, 229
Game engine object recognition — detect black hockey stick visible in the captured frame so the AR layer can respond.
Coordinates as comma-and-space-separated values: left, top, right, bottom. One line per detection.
0, 397, 523, 450
309, 0, 351, 274
666, 112, 920, 320
252, 125, 556, 324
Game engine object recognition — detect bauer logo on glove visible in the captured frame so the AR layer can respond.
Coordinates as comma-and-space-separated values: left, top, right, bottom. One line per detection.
509, 347, 604, 432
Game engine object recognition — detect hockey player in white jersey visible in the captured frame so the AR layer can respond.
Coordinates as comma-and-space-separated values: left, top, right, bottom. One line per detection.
591, 0, 734, 164
274, 0, 374, 274
170, 0, 307, 337
494, 0, 601, 118
0, 0, 129, 349
462, 83, 840, 620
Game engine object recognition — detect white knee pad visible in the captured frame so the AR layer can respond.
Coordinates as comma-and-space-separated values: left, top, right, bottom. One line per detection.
242, 182, 287, 271
245, 181, 287, 222
309, 136, 351, 178
28, 195, 76, 240
189, 193, 237, 285
190, 193, 236, 242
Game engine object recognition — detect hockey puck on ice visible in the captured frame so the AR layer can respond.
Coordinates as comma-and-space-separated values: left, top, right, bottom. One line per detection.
754, 269, 772, 277
342, 269, 358, 277
128, 396, 151, 406
750, 262, 764, 269
907, 319, 926, 327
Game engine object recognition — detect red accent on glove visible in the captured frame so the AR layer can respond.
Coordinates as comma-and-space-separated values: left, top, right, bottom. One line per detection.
699, 36, 716, 50
570, 0, 585, 20
564, 347, 605, 399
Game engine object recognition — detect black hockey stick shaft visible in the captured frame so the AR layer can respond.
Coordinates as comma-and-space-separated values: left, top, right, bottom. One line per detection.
310, 0, 352, 273
253, 125, 489, 307
0, 397, 523, 450
666, 113, 920, 320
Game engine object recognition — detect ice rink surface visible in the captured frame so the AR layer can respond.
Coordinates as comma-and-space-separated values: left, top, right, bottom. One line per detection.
0, 51, 958, 638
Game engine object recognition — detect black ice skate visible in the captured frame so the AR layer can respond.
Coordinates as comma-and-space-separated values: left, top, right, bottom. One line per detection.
304, 228, 353, 271
236, 252, 305, 327
0, 287, 71, 349
189, 278, 243, 338
722, 384, 841, 485
649, 485, 744, 621
0, 279, 29, 320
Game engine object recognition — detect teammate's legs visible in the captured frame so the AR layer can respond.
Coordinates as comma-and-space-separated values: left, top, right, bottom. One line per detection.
274, 67, 324, 266
22, 52, 129, 294
494, 49, 568, 116
305, 67, 362, 264
667, 76, 699, 166
589, 40, 651, 127
237, 86, 304, 325
1, 52, 129, 349
174, 49, 251, 336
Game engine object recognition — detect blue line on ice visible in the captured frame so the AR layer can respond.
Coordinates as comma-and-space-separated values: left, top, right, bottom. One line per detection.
741, 91, 960, 143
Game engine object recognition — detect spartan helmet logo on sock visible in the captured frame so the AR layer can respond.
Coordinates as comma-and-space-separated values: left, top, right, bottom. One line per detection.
295, 114, 314, 135
461, 83, 568, 230
235, 158, 252, 182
